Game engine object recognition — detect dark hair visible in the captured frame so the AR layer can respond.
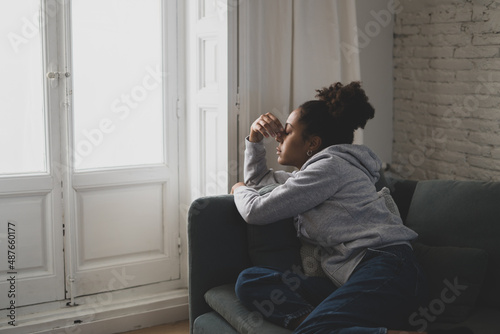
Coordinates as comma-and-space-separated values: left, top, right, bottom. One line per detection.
297, 81, 375, 148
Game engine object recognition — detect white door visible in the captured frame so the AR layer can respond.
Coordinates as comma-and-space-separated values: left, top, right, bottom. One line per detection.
187, 0, 229, 197
64, 0, 180, 297
1, 0, 183, 311
0, 0, 65, 307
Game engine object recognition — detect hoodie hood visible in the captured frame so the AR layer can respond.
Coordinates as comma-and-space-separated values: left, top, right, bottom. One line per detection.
303, 144, 382, 183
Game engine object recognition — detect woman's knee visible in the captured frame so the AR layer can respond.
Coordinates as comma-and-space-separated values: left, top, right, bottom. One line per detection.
235, 267, 255, 300
235, 266, 281, 302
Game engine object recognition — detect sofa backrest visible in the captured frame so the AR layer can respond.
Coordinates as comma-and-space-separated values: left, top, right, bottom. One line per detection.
387, 178, 418, 222
401, 180, 500, 308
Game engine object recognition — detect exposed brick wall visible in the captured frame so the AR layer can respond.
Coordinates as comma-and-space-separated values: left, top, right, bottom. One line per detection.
392, 0, 500, 181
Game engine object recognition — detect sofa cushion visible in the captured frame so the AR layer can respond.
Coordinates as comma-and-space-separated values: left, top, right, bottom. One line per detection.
427, 306, 500, 334
405, 180, 500, 308
193, 312, 239, 334
204, 284, 292, 334
412, 242, 488, 323
246, 185, 301, 271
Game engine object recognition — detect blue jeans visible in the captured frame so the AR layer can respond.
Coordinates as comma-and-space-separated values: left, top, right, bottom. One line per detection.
235, 244, 427, 334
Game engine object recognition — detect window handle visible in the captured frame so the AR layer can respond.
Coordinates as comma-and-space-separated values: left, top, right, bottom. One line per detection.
46, 72, 71, 79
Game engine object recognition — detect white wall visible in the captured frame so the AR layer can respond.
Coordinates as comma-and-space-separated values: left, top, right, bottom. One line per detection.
355, 0, 396, 164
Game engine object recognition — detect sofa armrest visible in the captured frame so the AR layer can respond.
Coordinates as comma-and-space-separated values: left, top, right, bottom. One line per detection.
385, 177, 418, 223
188, 195, 252, 331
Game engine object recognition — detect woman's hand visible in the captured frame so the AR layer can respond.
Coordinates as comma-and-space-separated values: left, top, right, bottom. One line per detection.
231, 182, 246, 194
249, 112, 285, 143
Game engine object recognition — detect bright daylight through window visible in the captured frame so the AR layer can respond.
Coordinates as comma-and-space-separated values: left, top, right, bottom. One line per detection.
1, 0, 46, 175
71, 0, 165, 170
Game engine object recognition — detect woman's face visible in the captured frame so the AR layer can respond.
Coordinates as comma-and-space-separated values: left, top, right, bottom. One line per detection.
275, 109, 312, 169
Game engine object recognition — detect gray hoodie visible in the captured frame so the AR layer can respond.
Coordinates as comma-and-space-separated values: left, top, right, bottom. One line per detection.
234, 138, 418, 286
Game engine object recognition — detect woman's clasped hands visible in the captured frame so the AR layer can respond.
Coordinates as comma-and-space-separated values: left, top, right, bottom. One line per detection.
249, 112, 285, 143
231, 112, 285, 194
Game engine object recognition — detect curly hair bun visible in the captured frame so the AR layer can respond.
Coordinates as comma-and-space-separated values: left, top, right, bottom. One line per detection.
315, 81, 375, 131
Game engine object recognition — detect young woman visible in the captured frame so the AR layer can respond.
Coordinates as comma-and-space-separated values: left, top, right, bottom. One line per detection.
231, 82, 428, 334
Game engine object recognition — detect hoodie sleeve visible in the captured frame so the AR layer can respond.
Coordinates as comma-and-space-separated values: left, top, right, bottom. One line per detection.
244, 137, 293, 187
234, 154, 340, 225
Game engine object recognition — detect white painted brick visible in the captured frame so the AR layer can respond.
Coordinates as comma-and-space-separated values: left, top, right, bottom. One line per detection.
421, 160, 457, 178
393, 125, 411, 136
394, 77, 424, 91
463, 11, 500, 33
411, 168, 430, 180
393, 131, 411, 145
393, 69, 418, 81
429, 58, 474, 70
473, 33, 500, 45
428, 126, 468, 143
431, 150, 467, 164
394, 58, 430, 69
474, 108, 500, 120
426, 114, 465, 130
414, 46, 455, 58
398, 11, 431, 25
477, 0, 499, 7
474, 96, 500, 109
430, 160, 461, 177
427, 33, 471, 47
393, 46, 414, 57
393, 1, 500, 181
393, 88, 415, 100
468, 132, 500, 145
492, 148, 500, 159
473, 58, 500, 70
398, 34, 431, 46
393, 125, 415, 139
467, 155, 500, 171
426, 81, 474, 95
393, 38, 404, 47
471, 82, 500, 97
459, 118, 500, 132
454, 165, 499, 181
446, 140, 484, 155
420, 23, 462, 35
456, 69, 500, 82
422, 69, 457, 82
388, 163, 413, 180
393, 100, 416, 114
394, 24, 421, 35
480, 146, 494, 158
429, 4, 472, 23
472, 5, 489, 22
426, 104, 461, 118
412, 92, 456, 105
454, 45, 500, 58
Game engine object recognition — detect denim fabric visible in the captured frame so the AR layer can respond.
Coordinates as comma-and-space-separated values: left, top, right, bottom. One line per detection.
235, 265, 336, 328
235, 244, 427, 334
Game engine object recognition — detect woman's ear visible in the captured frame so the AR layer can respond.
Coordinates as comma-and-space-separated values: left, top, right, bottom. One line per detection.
309, 135, 322, 153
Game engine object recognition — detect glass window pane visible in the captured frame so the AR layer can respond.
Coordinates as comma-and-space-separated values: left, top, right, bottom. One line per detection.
71, 0, 164, 170
0, 1, 46, 175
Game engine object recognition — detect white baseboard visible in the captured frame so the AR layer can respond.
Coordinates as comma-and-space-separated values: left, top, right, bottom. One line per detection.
1, 288, 188, 334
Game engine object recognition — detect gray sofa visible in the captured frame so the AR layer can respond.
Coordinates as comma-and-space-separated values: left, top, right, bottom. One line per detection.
188, 178, 500, 333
